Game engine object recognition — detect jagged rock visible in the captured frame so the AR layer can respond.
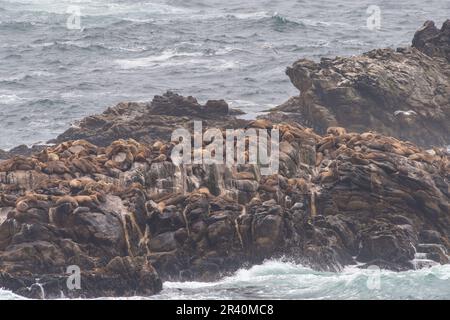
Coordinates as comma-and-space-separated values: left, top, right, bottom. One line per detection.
149, 232, 178, 252
416, 243, 449, 264
267, 20, 450, 147
413, 20, 450, 61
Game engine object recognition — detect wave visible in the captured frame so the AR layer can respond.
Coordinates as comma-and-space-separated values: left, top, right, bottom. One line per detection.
114, 49, 202, 69
0, 21, 39, 31
0, 71, 54, 83
0, 93, 28, 104
114, 48, 242, 70
0, 289, 26, 300
270, 13, 303, 27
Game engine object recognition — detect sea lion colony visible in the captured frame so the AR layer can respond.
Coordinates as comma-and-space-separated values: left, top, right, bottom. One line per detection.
0, 20, 449, 298
0, 118, 448, 298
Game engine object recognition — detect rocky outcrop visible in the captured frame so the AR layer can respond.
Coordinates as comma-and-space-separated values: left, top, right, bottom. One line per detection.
52, 91, 246, 148
267, 20, 450, 148
0, 102, 448, 297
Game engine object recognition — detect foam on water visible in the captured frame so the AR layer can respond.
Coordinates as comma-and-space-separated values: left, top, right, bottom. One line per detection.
2, 260, 447, 300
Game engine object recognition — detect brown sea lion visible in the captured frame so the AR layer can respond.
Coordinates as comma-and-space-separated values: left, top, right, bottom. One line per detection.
327, 127, 347, 136
42, 160, 70, 175
248, 119, 273, 130
152, 154, 167, 163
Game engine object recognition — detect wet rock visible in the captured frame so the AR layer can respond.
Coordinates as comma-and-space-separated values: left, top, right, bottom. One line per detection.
252, 214, 283, 254
416, 243, 449, 264
419, 230, 445, 245
413, 20, 450, 61
149, 231, 178, 252
357, 225, 416, 265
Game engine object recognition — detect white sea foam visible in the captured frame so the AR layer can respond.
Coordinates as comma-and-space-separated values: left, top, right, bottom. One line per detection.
147, 260, 450, 300
0, 71, 54, 82
0, 94, 27, 104
115, 48, 241, 70
115, 49, 202, 69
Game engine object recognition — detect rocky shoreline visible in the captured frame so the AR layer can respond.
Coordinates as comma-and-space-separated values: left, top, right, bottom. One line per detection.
0, 21, 449, 299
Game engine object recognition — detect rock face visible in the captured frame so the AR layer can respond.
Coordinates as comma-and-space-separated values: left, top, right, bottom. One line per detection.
268, 20, 450, 148
0, 104, 448, 297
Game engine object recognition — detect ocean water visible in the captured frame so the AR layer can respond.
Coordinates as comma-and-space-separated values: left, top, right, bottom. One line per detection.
0, 0, 449, 149
1, 260, 449, 300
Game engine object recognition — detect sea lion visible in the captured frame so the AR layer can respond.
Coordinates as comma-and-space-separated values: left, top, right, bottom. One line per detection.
197, 187, 210, 195
282, 131, 295, 143
95, 154, 109, 164
258, 184, 277, 193
248, 119, 273, 130
315, 152, 324, 166
360, 132, 375, 141
248, 196, 262, 207
15, 194, 50, 212
152, 141, 164, 151
70, 140, 97, 155
54, 195, 79, 208
164, 194, 187, 207
152, 154, 167, 163
288, 178, 308, 193
42, 160, 70, 175
159, 144, 168, 155
70, 157, 100, 174
319, 165, 338, 184
408, 152, 436, 165
69, 177, 95, 190
234, 172, 255, 180
54, 194, 100, 209
0, 156, 39, 172
317, 136, 336, 152
0, 194, 16, 207
74, 194, 101, 208
48, 153, 60, 162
